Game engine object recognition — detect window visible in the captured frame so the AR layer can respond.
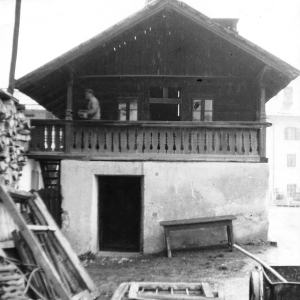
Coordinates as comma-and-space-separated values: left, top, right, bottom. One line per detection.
118, 98, 138, 121
287, 184, 296, 198
284, 127, 300, 140
287, 154, 296, 167
193, 99, 213, 121
283, 87, 293, 104
149, 87, 181, 121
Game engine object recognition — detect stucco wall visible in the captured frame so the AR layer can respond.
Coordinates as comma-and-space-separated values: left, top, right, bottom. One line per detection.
60, 160, 269, 254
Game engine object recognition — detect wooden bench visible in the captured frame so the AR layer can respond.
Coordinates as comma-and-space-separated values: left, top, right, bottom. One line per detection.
160, 215, 237, 258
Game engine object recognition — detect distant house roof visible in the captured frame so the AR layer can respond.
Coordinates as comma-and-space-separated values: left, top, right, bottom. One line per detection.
15, 0, 300, 117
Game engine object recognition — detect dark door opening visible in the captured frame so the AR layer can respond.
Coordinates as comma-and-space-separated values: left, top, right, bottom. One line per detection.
99, 176, 142, 252
150, 103, 181, 121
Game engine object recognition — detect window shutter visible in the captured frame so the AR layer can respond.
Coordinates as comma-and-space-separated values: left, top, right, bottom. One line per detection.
296, 128, 300, 140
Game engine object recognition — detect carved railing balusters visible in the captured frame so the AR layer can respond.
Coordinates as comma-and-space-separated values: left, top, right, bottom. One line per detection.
142, 132, 145, 153
150, 132, 153, 150
165, 132, 168, 153
241, 131, 245, 154
111, 132, 114, 152
219, 131, 222, 152
96, 131, 100, 151
134, 129, 138, 150
118, 132, 122, 152
173, 132, 176, 152
104, 131, 107, 150
126, 129, 130, 151
30, 120, 264, 160
196, 132, 200, 153
249, 131, 252, 153
188, 132, 192, 152
80, 129, 84, 151
227, 132, 230, 152
88, 131, 92, 150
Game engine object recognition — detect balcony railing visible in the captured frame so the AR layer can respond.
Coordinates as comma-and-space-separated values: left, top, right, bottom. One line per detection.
29, 120, 269, 161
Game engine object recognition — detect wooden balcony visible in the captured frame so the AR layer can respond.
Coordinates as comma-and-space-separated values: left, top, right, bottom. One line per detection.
28, 120, 270, 162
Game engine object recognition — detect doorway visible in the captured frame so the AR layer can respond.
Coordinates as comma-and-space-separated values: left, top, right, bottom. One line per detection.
98, 176, 142, 252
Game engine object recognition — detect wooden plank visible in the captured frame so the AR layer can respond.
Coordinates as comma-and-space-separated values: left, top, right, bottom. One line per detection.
27, 225, 56, 232
0, 186, 71, 300
12, 230, 55, 300
30, 191, 100, 298
201, 282, 214, 298
160, 215, 236, 226
111, 282, 130, 300
0, 240, 15, 249
72, 290, 93, 300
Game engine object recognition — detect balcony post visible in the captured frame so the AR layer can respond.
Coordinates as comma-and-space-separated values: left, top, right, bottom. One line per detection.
64, 122, 72, 154
65, 70, 73, 120
259, 85, 267, 160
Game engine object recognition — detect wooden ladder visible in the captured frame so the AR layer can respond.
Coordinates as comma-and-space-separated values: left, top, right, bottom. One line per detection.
0, 185, 99, 300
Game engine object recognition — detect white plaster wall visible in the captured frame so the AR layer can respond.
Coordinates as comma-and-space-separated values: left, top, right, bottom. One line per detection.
60, 160, 269, 255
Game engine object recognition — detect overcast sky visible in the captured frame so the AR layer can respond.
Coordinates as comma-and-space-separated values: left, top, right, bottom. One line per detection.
1, 0, 300, 91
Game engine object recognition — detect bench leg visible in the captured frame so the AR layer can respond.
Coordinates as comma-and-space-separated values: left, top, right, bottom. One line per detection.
227, 223, 234, 251
164, 228, 172, 258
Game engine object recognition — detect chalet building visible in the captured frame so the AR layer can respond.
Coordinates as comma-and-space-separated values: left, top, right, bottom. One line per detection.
15, 0, 300, 255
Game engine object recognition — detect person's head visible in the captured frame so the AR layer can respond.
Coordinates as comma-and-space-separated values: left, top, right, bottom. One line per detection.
85, 89, 93, 99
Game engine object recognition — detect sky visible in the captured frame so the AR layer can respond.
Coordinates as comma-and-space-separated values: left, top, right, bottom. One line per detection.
0, 0, 300, 105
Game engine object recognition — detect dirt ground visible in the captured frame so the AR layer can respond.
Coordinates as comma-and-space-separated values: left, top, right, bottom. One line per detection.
85, 206, 300, 300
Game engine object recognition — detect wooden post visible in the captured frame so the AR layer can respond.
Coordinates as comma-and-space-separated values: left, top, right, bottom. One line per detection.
64, 122, 72, 154
259, 85, 267, 160
65, 70, 73, 120
8, 0, 22, 95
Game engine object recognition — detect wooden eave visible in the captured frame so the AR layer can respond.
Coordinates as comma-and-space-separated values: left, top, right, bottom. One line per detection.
15, 0, 300, 110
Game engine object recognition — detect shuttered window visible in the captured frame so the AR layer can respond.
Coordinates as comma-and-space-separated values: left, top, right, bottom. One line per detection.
287, 154, 296, 167
284, 127, 300, 140
287, 184, 296, 197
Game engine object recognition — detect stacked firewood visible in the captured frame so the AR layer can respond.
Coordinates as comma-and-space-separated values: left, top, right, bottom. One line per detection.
0, 262, 27, 300
0, 98, 30, 189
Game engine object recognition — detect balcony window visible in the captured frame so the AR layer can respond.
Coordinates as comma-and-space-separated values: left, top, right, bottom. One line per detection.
193, 99, 213, 121
118, 98, 138, 121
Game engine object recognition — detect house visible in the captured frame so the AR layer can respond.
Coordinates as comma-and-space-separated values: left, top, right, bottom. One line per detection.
266, 80, 300, 207
15, 0, 300, 255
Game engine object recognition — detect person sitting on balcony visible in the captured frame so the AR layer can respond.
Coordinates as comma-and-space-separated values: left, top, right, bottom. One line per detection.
85, 89, 100, 120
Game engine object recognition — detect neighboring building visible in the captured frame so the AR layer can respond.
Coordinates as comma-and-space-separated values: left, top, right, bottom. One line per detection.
266, 79, 300, 206
15, 0, 299, 255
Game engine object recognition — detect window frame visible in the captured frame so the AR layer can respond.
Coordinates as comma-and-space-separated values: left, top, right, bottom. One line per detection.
192, 98, 214, 122
117, 97, 138, 121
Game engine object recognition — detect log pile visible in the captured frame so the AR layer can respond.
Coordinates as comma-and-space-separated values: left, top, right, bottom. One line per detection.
0, 90, 30, 189
0, 95, 30, 189
0, 262, 27, 300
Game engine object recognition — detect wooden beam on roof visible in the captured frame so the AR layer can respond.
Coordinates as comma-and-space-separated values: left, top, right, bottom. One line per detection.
79, 74, 252, 79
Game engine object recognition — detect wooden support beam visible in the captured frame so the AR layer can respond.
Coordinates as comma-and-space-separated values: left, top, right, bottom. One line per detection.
8, 0, 21, 94
66, 69, 74, 120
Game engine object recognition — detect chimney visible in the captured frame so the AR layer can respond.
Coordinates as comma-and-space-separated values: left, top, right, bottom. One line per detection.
212, 18, 239, 33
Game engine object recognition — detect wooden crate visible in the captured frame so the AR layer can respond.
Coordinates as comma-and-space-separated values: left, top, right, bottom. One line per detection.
111, 282, 224, 300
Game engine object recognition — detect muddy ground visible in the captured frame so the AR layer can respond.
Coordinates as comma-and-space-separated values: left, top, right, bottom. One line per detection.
85, 206, 300, 300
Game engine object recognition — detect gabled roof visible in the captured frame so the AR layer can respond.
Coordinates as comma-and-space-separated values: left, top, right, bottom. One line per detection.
15, 0, 300, 117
